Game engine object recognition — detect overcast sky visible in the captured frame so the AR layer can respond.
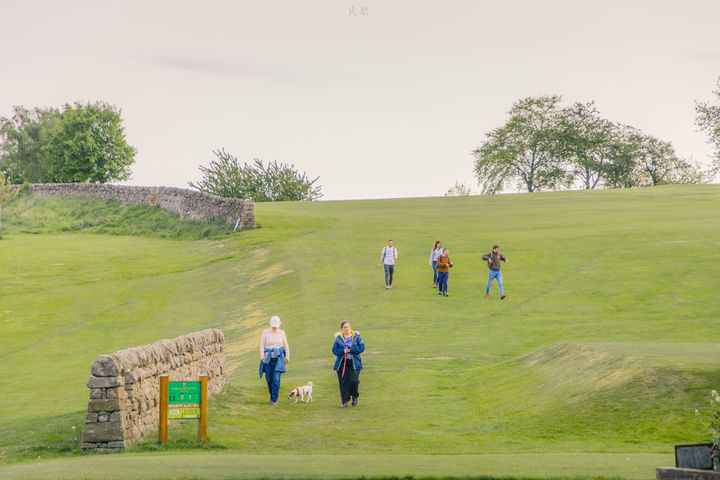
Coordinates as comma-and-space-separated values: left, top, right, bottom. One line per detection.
1, 0, 718, 199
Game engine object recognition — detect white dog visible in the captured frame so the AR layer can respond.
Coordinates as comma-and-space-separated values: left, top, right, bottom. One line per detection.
288, 381, 313, 403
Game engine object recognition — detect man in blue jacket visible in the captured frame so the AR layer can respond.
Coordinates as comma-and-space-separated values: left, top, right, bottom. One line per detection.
332, 320, 365, 407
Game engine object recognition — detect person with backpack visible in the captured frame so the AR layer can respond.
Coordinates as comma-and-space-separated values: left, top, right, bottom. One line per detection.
435, 248, 453, 297
380, 239, 398, 289
482, 244, 507, 300
332, 320, 365, 407
428, 240, 443, 288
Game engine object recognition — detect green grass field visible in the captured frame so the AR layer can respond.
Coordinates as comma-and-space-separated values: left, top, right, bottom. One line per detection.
1, 186, 719, 479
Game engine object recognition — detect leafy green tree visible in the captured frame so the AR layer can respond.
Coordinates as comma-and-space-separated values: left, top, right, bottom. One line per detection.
190, 149, 322, 202
0, 102, 135, 183
473, 96, 570, 194
634, 133, 702, 186
558, 102, 615, 189
602, 126, 702, 188
602, 125, 643, 189
696, 76, 720, 178
43, 102, 135, 183
0, 106, 53, 183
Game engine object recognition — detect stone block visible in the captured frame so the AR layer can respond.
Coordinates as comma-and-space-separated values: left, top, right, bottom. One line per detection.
123, 371, 138, 385
91, 355, 120, 377
87, 399, 121, 412
105, 387, 127, 400
89, 388, 105, 400
87, 376, 122, 389
82, 421, 124, 442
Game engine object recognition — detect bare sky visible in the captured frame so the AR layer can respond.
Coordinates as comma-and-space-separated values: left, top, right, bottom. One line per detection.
1, 0, 718, 199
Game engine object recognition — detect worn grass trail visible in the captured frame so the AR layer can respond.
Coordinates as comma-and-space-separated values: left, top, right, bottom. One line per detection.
1, 185, 719, 479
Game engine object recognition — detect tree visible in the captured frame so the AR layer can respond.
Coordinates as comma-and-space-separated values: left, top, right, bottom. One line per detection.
0, 106, 53, 183
602, 125, 643, 189
602, 125, 702, 188
444, 181, 472, 196
635, 133, 702, 186
696, 76, 720, 178
0, 102, 135, 184
0, 173, 18, 239
190, 149, 322, 202
558, 102, 614, 189
43, 102, 136, 183
473, 96, 570, 194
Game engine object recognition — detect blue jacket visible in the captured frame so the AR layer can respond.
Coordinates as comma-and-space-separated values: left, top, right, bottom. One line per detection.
332, 332, 365, 371
258, 346, 287, 379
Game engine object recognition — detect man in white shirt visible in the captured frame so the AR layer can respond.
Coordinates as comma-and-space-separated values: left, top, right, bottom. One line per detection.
380, 239, 398, 289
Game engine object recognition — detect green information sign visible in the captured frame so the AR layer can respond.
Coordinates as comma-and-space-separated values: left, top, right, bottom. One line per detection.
168, 381, 201, 420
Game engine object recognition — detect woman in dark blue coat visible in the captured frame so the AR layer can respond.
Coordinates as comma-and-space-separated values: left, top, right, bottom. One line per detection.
332, 320, 365, 407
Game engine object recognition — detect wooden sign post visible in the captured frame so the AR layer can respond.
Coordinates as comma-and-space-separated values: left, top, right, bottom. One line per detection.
158, 375, 208, 445
199, 375, 208, 443
159, 376, 169, 444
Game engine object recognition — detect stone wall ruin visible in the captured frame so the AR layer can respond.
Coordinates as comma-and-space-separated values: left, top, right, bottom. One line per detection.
80, 329, 225, 452
28, 183, 255, 228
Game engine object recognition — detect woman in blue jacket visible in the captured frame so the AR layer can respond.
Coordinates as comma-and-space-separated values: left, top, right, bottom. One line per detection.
332, 320, 365, 407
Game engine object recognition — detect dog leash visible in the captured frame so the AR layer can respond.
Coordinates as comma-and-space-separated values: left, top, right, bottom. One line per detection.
341, 353, 348, 378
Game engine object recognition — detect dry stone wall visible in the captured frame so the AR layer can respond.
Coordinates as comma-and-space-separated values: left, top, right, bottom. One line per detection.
28, 183, 255, 228
81, 329, 225, 452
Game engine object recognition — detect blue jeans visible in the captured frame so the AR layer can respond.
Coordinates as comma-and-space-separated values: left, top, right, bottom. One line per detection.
384, 264, 395, 286
485, 270, 504, 296
431, 261, 438, 285
437, 271, 449, 294
265, 358, 282, 402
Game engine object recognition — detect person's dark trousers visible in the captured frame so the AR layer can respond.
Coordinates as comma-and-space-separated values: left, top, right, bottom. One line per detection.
383, 264, 395, 286
265, 358, 282, 402
437, 271, 449, 295
337, 361, 360, 404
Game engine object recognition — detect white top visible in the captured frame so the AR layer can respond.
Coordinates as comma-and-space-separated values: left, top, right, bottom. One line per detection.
429, 247, 443, 264
259, 328, 290, 360
381, 246, 398, 265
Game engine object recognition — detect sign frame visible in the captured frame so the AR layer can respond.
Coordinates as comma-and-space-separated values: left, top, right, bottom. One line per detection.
159, 375, 208, 444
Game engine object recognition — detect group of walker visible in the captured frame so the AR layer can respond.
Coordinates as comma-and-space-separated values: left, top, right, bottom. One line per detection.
259, 316, 364, 407
385, 239, 508, 299
258, 241, 508, 407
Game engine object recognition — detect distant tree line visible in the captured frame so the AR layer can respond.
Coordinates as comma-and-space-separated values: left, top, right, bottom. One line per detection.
190, 148, 322, 202
0, 102, 136, 184
473, 95, 706, 195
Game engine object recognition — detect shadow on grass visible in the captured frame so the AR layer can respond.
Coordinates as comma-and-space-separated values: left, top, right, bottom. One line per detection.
0, 410, 85, 463
169, 477, 624, 480
0, 409, 229, 465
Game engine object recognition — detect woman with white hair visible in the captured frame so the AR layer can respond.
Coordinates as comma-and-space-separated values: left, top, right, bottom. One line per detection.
258, 315, 290, 405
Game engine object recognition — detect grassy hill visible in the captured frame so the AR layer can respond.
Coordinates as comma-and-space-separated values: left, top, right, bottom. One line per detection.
1, 186, 719, 479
